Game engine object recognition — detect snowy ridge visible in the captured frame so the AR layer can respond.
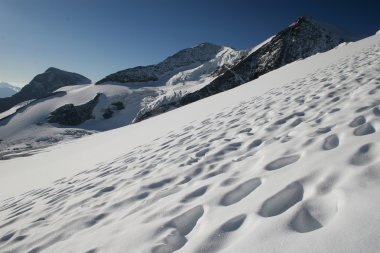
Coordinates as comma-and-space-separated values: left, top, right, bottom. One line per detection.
96, 43, 225, 85
166, 47, 244, 87
0, 33, 379, 253
133, 47, 247, 121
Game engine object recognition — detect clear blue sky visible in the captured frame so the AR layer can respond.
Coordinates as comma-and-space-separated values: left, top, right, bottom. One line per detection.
0, 0, 379, 87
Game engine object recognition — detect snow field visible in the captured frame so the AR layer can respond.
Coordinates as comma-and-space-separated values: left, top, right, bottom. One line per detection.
0, 34, 379, 252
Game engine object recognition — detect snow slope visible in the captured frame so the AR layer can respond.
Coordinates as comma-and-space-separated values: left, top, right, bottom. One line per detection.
0, 33, 380, 253
0, 83, 159, 159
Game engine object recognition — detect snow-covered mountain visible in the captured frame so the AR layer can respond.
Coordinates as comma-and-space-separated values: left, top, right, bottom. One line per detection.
0, 29, 379, 253
96, 42, 239, 85
0, 67, 91, 113
0, 82, 20, 98
135, 16, 356, 122
0, 17, 356, 157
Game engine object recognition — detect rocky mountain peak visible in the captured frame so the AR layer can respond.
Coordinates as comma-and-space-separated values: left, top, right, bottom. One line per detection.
192, 42, 223, 51
292, 15, 314, 25
288, 16, 356, 42
28, 67, 91, 91
96, 43, 224, 85
45, 67, 63, 73
0, 68, 91, 113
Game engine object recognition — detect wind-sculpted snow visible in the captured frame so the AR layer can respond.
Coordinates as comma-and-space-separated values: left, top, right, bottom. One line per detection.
0, 34, 380, 253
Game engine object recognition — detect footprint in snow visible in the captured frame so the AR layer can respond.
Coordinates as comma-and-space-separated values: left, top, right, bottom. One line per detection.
152, 205, 204, 253
220, 178, 261, 206
196, 214, 247, 253
264, 155, 300, 171
322, 134, 339, 150
289, 195, 338, 233
349, 115, 366, 128
353, 122, 376, 136
349, 143, 378, 166
373, 106, 380, 116
259, 182, 304, 217
93, 186, 115, 198
181, 186, 208, 203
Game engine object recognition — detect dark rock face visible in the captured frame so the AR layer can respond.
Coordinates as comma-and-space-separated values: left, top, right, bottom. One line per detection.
48, 94, 100, 126
0, 67, 91, 113
96, 42, 224, 84
111, 102, 124, 111
134, 16, 355, 122
102, 102, 125, 119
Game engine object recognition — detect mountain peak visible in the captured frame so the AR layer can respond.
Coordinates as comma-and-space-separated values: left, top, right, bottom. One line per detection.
0, 68, 91, 113
296, 15, 314, 23
45, 67, 62, 73
34, 68, 91, 88
96, 42, 224, 85
193, 42, 220, 48
290, 16, 357, 41
291, 16, 325, 26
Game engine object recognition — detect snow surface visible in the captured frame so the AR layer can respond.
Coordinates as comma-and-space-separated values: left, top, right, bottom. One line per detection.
0, 83, 160, 158
0, 100, 34, 120
0, 34, 380, 253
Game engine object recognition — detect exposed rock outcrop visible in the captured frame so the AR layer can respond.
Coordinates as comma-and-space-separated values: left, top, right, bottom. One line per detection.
48, 94, 101, 126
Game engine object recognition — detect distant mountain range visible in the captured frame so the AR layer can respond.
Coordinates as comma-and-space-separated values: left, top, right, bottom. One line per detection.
0, 16, 358, 156
0, 82, 20, 98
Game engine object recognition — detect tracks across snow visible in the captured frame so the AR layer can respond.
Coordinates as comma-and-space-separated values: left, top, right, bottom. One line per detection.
1, 34, 380, 253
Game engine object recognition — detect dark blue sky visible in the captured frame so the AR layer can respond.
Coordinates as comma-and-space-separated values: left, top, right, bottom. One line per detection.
0, 0, 379, 86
